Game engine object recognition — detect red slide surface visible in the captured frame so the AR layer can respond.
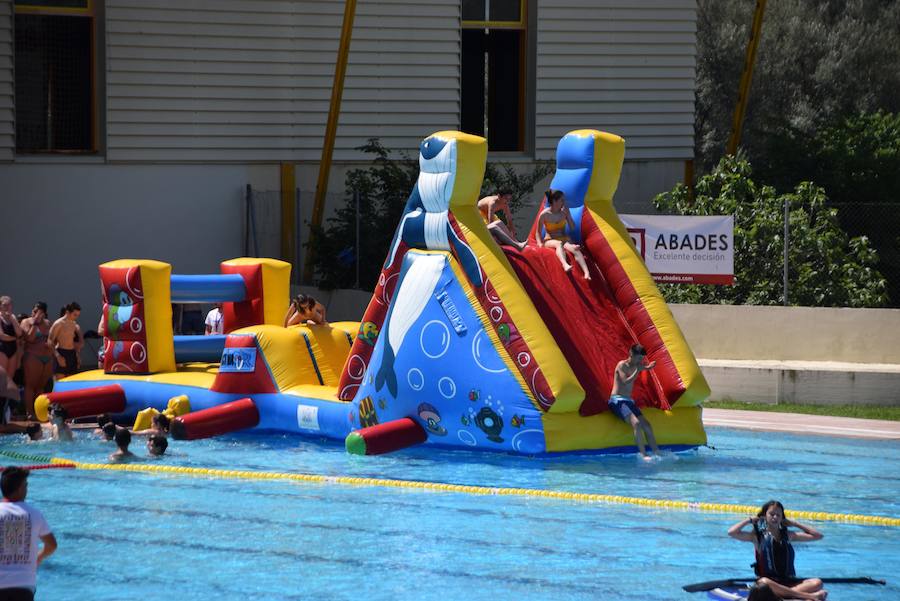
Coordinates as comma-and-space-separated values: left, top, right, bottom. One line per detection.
504, 245, 665, 415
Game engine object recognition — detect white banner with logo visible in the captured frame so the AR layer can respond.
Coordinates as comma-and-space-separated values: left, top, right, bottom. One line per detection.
619, 214, 734, 285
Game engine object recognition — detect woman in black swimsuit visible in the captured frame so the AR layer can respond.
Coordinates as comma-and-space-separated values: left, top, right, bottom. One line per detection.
0, 296, 23, 383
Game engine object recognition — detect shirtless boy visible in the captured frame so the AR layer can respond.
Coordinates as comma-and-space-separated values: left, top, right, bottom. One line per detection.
477, 191, 527, 250
109, 427, 135, 463
48, 302, 81, 379
609, 344, 661, 459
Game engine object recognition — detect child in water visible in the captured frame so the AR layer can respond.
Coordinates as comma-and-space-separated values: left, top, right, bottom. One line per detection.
48, 404, 73, 442
109, 427, 135, 463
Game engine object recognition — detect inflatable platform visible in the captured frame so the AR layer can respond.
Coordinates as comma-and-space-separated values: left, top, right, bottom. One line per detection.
53, 130, 709, 455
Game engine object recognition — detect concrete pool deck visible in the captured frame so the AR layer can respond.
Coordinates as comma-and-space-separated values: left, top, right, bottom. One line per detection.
703, 408, 900, 440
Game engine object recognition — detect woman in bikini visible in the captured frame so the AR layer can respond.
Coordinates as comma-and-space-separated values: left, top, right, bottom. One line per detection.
0, 296, 23, 383
20, 302, 53, 421
537, 189, 591, 279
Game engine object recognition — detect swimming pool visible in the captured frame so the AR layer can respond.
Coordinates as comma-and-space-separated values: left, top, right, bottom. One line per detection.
3, 426, 898, 601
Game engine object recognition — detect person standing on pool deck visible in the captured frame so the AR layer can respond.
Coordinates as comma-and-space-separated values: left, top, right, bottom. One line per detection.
728, 500, 827, 600
0, 467, 57, 601
609, 344, 660, 460
48, 302, 81, 380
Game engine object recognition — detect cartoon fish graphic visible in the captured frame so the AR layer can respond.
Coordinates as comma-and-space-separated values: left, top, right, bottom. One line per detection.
359, 321, 379, 346
468, 389, 479, 402
510, 415, 525, 428
497, 323, 510, 343
378, 398, 387, 410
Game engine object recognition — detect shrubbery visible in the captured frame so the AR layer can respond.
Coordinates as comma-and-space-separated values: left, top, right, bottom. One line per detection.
309, 139, 552, 290
653, 156, 887, 308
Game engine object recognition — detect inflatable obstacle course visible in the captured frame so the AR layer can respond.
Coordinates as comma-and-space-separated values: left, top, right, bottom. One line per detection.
56, 129, 709, 455
99, 258, 290, 373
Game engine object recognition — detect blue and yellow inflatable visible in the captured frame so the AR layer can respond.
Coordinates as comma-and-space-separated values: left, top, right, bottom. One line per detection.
56, 130, 709, 455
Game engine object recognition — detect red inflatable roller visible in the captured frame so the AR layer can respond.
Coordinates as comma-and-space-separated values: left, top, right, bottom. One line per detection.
345, 418, 427, 456
35, 384, 126, 422
170, 398, 259, 440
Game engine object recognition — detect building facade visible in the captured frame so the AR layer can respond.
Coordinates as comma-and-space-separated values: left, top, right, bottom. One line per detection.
1, 0, 696, 328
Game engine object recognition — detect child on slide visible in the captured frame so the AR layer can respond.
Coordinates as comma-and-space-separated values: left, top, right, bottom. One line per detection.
477, 190, 527, 250
536, 189, 590, 279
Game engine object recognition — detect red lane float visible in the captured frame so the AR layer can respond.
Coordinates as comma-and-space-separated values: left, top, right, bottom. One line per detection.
344, 418, 427, 456
19, 464, 76, 471
170, 398, 259, 440
35, 384, 127, 422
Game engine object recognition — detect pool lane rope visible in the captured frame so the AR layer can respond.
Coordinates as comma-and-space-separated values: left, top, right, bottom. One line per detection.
4, 455, 887, 528
0, 450, 55, 464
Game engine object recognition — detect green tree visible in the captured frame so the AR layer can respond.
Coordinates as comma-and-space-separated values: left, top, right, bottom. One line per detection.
310, 139, 553, 290
696, 0, 900, 172
653, 156, 887, 307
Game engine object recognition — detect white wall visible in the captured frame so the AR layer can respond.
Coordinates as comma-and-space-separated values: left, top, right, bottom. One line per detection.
671, 304, 900, 365
0, 163, 257, 364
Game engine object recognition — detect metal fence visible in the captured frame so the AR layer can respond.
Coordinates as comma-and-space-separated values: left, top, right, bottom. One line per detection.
246, 186, 899, 307
830, 202, 900, 308
244, 186, 350, 285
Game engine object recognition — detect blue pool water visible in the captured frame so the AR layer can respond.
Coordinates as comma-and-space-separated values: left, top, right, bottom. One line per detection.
2, 426, 898, 601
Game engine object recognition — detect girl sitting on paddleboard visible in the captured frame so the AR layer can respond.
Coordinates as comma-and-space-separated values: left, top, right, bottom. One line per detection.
728, 500, 827, 600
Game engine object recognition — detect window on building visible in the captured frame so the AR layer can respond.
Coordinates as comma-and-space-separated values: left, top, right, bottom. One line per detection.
461, 0, 526, 152
14, 0, 96, 153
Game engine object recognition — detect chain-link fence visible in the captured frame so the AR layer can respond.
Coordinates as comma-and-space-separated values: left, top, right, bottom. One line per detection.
244, 186, 352, 285
246, 186, 899, 307
830, 202, 900, 308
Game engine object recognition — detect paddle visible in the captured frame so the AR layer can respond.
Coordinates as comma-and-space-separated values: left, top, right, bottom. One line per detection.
683, 576, 886, 593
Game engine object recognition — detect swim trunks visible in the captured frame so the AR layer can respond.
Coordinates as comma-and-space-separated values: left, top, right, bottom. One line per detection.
608, 394, 643, 421
479, 206, 500, 225
55, 348, 78, 376
0, 319, 16, 358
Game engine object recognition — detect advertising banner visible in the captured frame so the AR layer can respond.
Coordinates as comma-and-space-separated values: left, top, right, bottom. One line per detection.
619, 214, 734, 285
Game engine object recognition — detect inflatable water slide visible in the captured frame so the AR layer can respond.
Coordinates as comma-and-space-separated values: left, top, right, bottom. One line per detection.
51, 130, 709, 455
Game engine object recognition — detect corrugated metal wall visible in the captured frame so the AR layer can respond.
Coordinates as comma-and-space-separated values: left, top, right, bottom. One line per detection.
0, 0, 12, 161
535, 0, 696, 160
0, 1, 698, 163
105, 0, 460, 162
